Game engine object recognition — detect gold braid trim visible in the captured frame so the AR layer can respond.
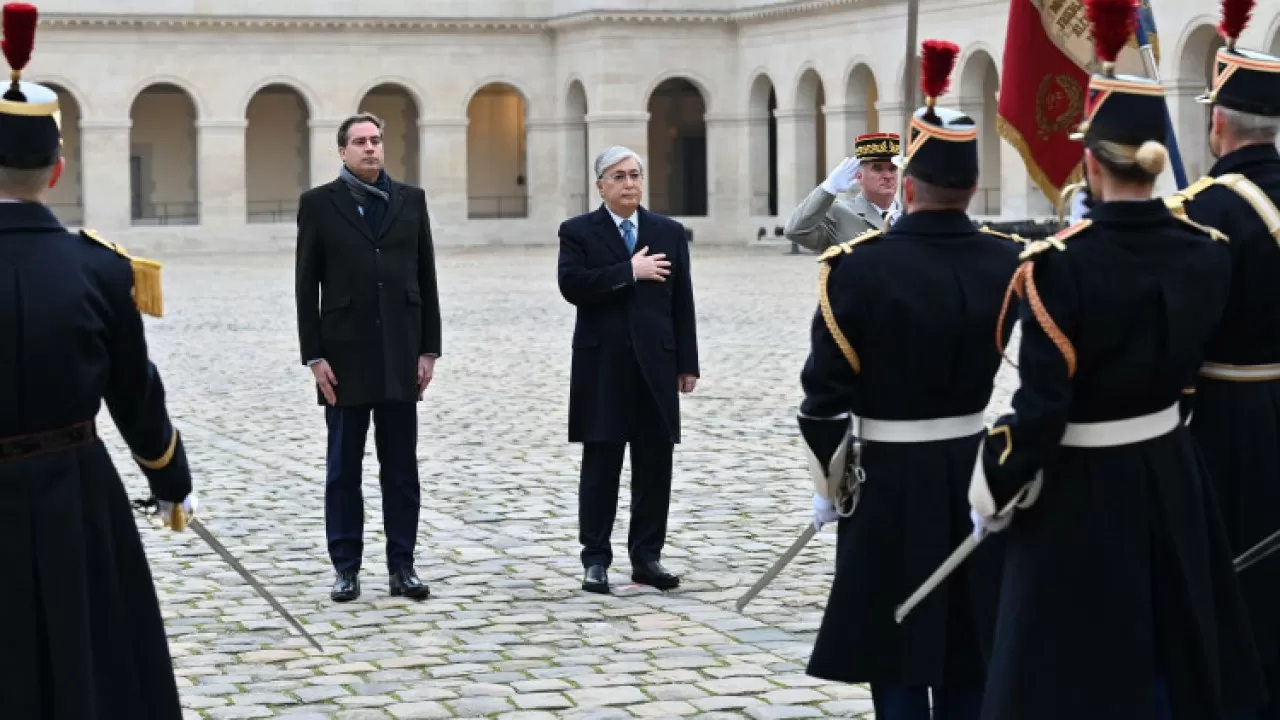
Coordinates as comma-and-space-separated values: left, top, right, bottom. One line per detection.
1018, 262, 1078, 377
996, 114, 1083, 207
994, 221, 1087, 377
135, 428, 178, 470
817, 261, 861, 373
81, 229, 165, 318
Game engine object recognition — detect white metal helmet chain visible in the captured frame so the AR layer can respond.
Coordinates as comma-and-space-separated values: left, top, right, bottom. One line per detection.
836, 416, 867, 517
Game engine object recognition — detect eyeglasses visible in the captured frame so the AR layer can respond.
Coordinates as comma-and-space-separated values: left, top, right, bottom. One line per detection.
602, 170, 644, 183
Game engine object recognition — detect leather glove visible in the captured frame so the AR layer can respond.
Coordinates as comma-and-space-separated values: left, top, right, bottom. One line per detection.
157, 493, 198, 531
813, 492, 840, 531
820, 157, 861, 196
970, 506, 1011, 541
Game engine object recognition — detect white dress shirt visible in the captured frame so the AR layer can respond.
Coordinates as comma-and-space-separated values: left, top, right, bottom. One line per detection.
605, 205, 638, 280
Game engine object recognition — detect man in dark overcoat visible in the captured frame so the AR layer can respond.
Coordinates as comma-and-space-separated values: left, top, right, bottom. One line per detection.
796, 39, 1021, 720
295, 112, 442, 603
0, 11, 196, 715
1167, 21, 1280, 719
967, 23, 1267, 718
556, 145, 699, 594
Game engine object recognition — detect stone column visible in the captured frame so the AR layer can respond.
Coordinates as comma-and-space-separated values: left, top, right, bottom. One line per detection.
704, 112, 744, 229
584, 111, 649, 199
1167, 80, 1209, 183
197, 119, 247, 228
524, 118, 563, 227
773, 108, 816, 218
999, 141, 1032, 219
560, 115, 591, 216
418, 117, 469, 227
79, 119, 132, 233
308, 118, 342, 189
742, 116, 770, 216
822, 104, 862, 167
875, 101, 910, 151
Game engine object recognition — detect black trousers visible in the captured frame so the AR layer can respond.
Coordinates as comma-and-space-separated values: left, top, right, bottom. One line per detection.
578, 363, 674, 569
324, 402, 420, 573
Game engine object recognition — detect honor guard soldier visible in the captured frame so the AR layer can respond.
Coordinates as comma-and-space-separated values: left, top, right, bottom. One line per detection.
1166, 2, 1280, 716
797, 40, 1021, 720
784, 132, 901, 252
0, 4, 195, 717
967, 1, 1267, 717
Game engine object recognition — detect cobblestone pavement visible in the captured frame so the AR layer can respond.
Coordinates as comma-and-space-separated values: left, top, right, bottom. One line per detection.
102, 243, 1021, 719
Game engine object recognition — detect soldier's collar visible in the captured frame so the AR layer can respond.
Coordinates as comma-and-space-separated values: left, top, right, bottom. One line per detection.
1207, 143, 1280, 178
1085, 198, 1172, 225
886, 208, 977, 236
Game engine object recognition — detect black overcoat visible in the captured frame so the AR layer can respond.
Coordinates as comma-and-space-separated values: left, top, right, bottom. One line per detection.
295, 177, 442, 407
798, 211, 1022, 688
1180, 144, 1280, 712
0, 202, 193, 719
557, 204, 699, 443
973, 200, 1267, 720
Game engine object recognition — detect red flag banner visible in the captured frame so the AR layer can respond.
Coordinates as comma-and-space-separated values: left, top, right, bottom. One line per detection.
997, 0, 1150, 203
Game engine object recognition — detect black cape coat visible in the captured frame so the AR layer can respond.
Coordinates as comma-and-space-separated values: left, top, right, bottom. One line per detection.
1179, 144, 1280, 718
557, 204, 699, 443
0, 202, 193, 719
973, 200, 1267, 720
797, 211, 1022, 687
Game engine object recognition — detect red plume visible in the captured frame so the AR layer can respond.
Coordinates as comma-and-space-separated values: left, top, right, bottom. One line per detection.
1218, 0, 1254, 43
1085, 0, 1137, 65
2, 3, 37, 72
920, 40, 960, 101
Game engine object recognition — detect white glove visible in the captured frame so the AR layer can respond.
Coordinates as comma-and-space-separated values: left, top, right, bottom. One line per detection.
970, 506, 1011, 541
820, 157, 861, 196
1068, 189, 1090, 223
157, 493, 198, 531
813, 492, 840, 531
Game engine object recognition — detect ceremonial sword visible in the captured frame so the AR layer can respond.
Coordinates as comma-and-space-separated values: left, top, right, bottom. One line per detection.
1235, 527, 1280, 574
132, 497, 325, 652
735, 524, 817, 612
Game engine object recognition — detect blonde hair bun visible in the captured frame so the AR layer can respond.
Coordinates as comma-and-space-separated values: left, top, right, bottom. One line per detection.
1135, 140, 1168, 175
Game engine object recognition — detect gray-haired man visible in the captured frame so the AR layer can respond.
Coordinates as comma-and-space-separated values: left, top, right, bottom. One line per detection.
784, 133, 902, 252
556, 145, 700, 595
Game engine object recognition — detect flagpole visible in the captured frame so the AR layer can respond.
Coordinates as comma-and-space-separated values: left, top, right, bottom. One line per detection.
897, 0, 919, 211
1133, 4, 1189, 188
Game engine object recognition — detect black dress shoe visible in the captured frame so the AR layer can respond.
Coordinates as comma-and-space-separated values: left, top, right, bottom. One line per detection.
632, 560, 679, 590
389, 568, 430, 600
331, 570, 360, 602
582, 564, 610, 594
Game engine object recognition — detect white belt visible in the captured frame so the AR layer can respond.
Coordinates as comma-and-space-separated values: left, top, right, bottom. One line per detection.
1199, 362, 1280, 382
1059, 403, 1179, 448
856, 412, 985, 443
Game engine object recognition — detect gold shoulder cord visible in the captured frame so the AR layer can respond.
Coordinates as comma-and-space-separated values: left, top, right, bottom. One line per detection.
979, 225, 1027, 244
994, 220, 1089, 376
815, 229, 882, 374
81, 229, 164, 317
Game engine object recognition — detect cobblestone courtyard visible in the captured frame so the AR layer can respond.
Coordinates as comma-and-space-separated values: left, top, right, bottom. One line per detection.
103, 243, 1019, 719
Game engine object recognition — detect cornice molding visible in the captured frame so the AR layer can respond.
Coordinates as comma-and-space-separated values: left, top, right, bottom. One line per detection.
36, 1, 870, 34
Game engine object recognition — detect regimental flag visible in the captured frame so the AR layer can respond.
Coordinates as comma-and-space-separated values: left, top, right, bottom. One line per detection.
997, 0, 1158, 202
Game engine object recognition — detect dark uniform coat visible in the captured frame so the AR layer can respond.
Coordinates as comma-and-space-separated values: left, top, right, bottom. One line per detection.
973, 200, 1267, 720
557, 204, 699, 443
799, 210, 1021, 688
1177, 143, 1280, 719
295, 177, 442, 407
0, 202, 192, 719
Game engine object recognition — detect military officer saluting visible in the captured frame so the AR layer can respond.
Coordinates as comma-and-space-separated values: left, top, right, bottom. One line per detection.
967, 1, 1266, 717
1166, 2, 1280, 716
0, 4, 195, 717
784, 132, 902, 252
796, 40, 1021, 720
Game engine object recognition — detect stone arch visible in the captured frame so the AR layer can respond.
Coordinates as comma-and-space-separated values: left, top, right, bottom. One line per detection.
747, 71, 778, 215
239, 76, 319, 118
1176, 23, 1224, 180
564, 78, 590, 214
39, 82, 84, 225
27, 75, 90, 117
466, 81, 528, 219
958, 47, 1001, 215
245, 84, 312, 222
352, 76, 425, 117
646, 76, 708, 216
358, 82, 422, 186
842, 62, 880, 155
793, 67, 827, 197
129, 82, 199, 225
642, 71, 714, 114
128, 75, 206, 120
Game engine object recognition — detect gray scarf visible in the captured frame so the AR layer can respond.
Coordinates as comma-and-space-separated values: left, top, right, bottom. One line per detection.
339, 164, 389, 206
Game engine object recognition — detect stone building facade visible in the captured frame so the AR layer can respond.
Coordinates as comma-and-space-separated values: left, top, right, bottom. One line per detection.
24, 0, 1280, 251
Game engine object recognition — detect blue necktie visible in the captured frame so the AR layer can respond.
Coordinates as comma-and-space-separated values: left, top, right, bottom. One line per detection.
620, 219, 636, 254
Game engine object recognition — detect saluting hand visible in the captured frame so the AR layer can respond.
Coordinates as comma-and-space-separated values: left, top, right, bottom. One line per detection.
632, 247, 671, 282
311, 360, 338, 405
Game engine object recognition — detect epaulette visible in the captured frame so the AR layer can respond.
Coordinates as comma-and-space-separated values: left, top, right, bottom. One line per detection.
1018, 219, 1091, 261
1163, 175, 1216, 215
1164, 174, 1280, 243
818, 228, 883, 263
979, 226, 1027, 244
80, 229, 164, 318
